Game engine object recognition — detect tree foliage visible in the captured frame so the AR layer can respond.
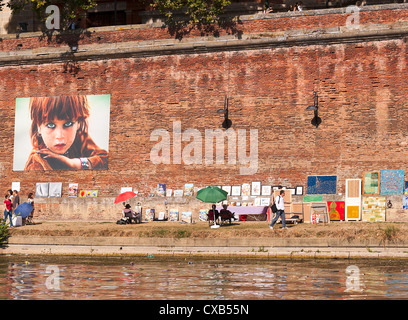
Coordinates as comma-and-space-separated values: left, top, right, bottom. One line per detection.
5, 0, 97, 29
150, 0, 232, 25
0, 0, 234, 34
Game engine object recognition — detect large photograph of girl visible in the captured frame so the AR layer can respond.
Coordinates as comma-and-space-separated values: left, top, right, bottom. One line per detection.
13, 94, 110, 171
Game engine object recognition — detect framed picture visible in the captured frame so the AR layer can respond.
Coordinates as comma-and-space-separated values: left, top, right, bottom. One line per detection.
261, 185, 272, 196
68, 183, 78, 197
231, 185, 241, 196
181, 212, 192, 223
307, 176, 337, 194
363, 171, 380, 195
296, 186, 303, 195
169, 209, 179, 221
242, 183, 251, 197
380, 169, 404, 195
35, 183, 49, 197
287, 188, 296, 196
251, 181, 261, 196
13, 94, 110, 171
261, 198, 271, 206
345, 178, 362, 221
222, 186, 231, 195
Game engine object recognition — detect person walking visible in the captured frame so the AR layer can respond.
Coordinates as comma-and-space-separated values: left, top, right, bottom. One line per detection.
269, 190, 287, 230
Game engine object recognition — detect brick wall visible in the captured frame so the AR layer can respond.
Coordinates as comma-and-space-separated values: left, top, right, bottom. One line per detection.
1, 5, 408, 221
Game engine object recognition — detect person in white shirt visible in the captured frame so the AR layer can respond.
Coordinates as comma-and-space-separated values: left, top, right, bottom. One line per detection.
269, 190, 287, 229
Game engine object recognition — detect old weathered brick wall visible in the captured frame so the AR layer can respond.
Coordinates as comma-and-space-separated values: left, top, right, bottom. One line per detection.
1, 4, 408, 221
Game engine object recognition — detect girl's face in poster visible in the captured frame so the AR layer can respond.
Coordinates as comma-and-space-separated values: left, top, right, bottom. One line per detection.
38, 117, 79, 155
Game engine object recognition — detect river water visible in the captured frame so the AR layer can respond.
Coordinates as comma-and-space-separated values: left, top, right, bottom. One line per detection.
1, 255, 407, 300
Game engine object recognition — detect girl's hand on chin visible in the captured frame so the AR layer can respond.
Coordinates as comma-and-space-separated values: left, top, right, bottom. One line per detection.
36, 149, 81, 169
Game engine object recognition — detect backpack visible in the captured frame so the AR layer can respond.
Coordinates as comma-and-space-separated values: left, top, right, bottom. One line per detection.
271, 195, 281, 213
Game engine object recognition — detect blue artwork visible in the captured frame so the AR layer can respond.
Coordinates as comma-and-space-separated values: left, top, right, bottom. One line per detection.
307, 176, 337, 195
403, 196, 408, 209
380, 169, 405, 195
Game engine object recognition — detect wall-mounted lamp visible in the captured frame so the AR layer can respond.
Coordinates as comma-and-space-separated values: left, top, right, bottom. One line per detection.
217, 95, 232, 129
306, 91, 322, 128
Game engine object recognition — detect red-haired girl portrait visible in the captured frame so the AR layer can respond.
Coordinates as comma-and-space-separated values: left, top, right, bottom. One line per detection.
13, 95, 110, 171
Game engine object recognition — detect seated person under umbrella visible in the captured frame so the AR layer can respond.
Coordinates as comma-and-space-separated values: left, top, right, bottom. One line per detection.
122, 203, 141, 224
219, 204, 237, 222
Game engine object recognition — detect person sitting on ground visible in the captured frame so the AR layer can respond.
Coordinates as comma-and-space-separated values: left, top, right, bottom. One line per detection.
219, 204, 237, 223
122, 203, 141, 224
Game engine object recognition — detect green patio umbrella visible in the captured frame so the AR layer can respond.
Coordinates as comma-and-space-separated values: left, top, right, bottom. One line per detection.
196, 186, 228, 228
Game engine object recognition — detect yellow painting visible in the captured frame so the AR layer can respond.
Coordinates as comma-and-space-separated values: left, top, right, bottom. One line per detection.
346, 206, 360, 220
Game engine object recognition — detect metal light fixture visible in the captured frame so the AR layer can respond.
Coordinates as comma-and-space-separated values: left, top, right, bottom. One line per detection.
217, 95, 232, 129
306, 91, 322, 128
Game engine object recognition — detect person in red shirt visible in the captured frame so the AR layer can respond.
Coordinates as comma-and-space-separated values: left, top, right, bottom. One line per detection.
3, 194, 13, 228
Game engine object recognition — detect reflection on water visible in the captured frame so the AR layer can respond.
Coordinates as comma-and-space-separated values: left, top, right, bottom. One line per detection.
1, 255, 408, 300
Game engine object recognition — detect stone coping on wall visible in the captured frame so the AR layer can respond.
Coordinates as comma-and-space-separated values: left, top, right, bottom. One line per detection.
1, 19, 408, 66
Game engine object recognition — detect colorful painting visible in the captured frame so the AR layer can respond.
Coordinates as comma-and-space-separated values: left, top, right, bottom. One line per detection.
405, 181, 408, 195
184, 184, 194, 196
145, 209, 155, 221
199, 209, 207, 221
380, 169, 405, 195
251, 181, 261, 196
242, 183, 251, 197
363, 171, 380, 195
327, 201, 345, 221
362, 196, 386, 222
68, 183, 78, 197
169, 209, 179, 221
157, 184, 166, 196
403, 196, 408, 209
307, 176, 337, 194
346, 206, 360, 220
181, 212, 192, 223
345, 179, 361, 221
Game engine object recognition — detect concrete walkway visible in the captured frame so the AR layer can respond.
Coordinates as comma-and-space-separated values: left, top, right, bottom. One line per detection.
2, 236, 408, 259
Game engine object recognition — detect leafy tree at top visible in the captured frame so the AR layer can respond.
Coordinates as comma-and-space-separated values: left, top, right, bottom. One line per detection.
4, 0, 97, 30
149, 0, 232, 25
